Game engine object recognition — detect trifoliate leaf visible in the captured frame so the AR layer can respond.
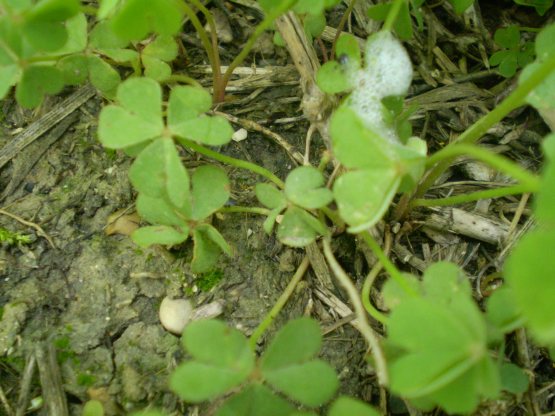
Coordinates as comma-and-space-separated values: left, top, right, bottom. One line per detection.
129, 138, 190, 210
263, 360, 338, 406
333, 168, 400, 233
285, 166, 333, 209
15, 65, 63, 108
168, 85, 212, 122
171, 320, 254, 401
111, 0, 184, 41
136, 193, 186, 227
329, 396, 380, 416
87, 55, 120, 98
132, 225, 189, 248
255, 183, 286, 209
22, 0, 80, 51
98, 77, 164, 148
191, 227, 226, 273
316, 61, 353, 94
216, 385, 294, 416
190, 165, 230, 220
277, 206, 327, 247
260, 318, 322, 371
504, 230, 555, 344
500, 362, 529, 394
335, 33, 361, 68
196, 224, 232, 257
57, 55, 88, 85
0, 64, 20, 99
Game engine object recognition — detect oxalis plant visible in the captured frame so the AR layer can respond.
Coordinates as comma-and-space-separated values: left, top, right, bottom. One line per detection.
2, 0, 555, 415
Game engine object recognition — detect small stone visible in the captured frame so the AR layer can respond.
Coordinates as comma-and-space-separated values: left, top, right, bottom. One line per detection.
159, 297, 193, 335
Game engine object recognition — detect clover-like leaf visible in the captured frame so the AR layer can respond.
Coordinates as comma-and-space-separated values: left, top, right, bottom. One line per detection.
192, 226, 226, 273
98, 77, 164, 148
316, 61, 353, 94
504, 229, 555, 344
170, 320, 254, 402
87, 55, 121, 97
142, 35, 178, 81
264, 360, 338, 407
190, 165, 230, 220
172, 115, 233, 146
132, 225, 189, 248
196, 224, 232, 257
110, 0, 184, 41
261, 318, 322, 371
22, 0, 80, 51
15, 65, 64, 108
534, 134, 555, 226
136, 193, 186, 227
500, 362, 529, 394
277, 206, 328, 247
52, 13, 87, 54
333, 169, 400, 233
536, 21, 555, 60
329, 396, 380, 416
57, 55, 88, 85
367, 1, 413, 40
169, 85, 212, 123
386, 263, 500, 413
330, 106, 395, 170
485, 287, 524, 338
129, 138, 190, 209
285, 166, 333, 209
0, 64, 21, 99
335, 33, 361, 68
216, 385, 294, 416
256, 183, 287, 209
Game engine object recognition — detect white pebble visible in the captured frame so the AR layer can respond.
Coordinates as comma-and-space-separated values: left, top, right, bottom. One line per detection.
159, 297, 193, 335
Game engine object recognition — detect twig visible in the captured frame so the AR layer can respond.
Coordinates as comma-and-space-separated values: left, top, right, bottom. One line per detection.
16, 354, 36, 416
0, 383, 14, 416
249, 256, 310, 349
322, 239, 388, 386
0, 208, 56, 249
35, 343, 69, 416
214, 111, 304, 165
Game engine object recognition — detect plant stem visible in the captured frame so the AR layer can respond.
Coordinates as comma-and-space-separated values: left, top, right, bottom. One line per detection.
411, 184, 532, 208
178, 1, 218, 86
249, 256, 311, 350
359, 230, 417, 296
163, 74, 203, 89
218, 206, 270, 216
188, 0, 223, 101
322, 239, 388, 386
220, 0, 296, 98
425, 143, 540, 190
177, 137, 285, 188
320, 206, 344, 228
382, 0, 405, 32
362, 232, 391, 325
415, 53, 555, 199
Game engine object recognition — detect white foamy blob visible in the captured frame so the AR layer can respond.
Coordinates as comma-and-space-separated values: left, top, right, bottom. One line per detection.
346, 31, 413, 143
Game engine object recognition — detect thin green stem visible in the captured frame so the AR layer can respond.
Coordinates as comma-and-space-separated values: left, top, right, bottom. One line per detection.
218, 206, 270, 216
425, 144, 540, 190
415, 53, 555, 199
177, 1, 217, 83
320, 206, 344, 228
411, 184, 531, 208
249, 256, 311, 349
188, 0, 223, 100
362, 266, 388, 324
359, 231, 417, 296
220, 0, 296, 94
177, 137, 285, 189
382, 0, 405, 32
322, 239, 388, 386
163, 74, 203, 88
